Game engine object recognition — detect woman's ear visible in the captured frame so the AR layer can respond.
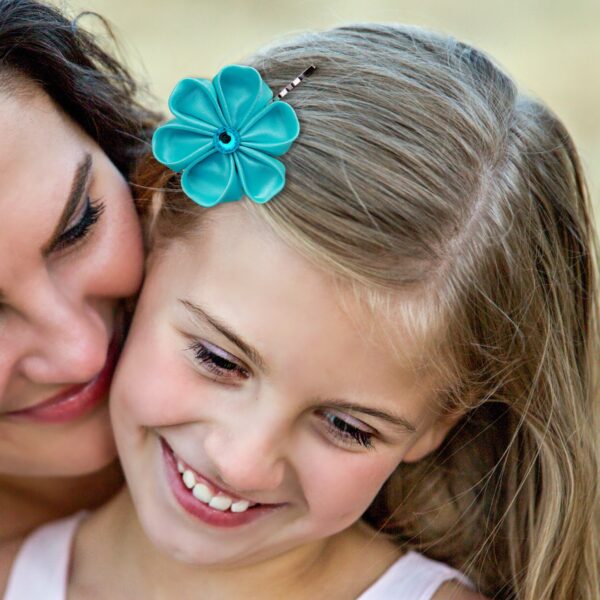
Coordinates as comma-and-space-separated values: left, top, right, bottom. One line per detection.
402, 413, 462, 463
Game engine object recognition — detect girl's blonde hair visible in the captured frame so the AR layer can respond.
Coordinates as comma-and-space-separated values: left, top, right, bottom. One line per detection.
136, 24, 599, 600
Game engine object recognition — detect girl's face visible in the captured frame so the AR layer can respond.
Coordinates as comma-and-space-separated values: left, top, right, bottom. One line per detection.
111, 202, 454, 566
0, 88, 144, 477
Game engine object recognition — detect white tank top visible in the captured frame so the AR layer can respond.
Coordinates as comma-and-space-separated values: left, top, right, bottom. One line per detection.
4, 512, 474, 599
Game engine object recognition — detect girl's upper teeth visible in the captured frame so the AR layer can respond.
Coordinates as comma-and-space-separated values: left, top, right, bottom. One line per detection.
231, 500, 250, 513
192, 482, 212, 503
178, 465, 254, 513
209, 495, 232, 511
182, 469, 196, 489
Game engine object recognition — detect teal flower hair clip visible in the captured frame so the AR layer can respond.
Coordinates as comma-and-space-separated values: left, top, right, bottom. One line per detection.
152, 64, 314, 207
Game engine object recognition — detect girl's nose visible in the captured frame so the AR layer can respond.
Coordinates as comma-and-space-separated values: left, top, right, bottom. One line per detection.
204, 424, 287, 494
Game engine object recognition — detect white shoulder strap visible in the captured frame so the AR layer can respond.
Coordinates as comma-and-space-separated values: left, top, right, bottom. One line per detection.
358, 551, 475, 600
4, 511, 86, 600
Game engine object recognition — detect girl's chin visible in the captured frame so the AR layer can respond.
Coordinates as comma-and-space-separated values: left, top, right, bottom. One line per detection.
141, 524, 266, 569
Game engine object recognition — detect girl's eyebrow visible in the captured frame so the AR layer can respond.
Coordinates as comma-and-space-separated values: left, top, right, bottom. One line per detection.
179, 298, 417, 433
179, 298, 267, 371
322, 400, 417, 433
43, 152, 93, 256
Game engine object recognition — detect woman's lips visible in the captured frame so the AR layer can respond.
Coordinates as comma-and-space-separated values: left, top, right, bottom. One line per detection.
5, 335, 120, 424
161, 438, 284, 528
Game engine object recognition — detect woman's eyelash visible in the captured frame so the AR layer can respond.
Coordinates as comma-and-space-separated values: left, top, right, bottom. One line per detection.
323, 412, 374, 449
53, 197, 105, 252
190, 341, 249, 379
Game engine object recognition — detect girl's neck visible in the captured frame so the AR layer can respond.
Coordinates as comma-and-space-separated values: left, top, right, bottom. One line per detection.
72, 489, 401, 600
0, 460, 123, 542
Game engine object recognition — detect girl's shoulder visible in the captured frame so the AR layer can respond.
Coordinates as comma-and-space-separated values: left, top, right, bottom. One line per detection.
432, 580, 489, 600
357, 547, 488, 600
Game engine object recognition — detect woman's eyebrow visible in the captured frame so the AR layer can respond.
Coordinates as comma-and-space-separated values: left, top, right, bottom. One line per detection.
179, 298, 267, 371
43, 153, 92, 255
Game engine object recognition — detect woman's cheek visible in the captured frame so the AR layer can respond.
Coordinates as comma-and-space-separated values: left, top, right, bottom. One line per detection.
72, 158, 145, 300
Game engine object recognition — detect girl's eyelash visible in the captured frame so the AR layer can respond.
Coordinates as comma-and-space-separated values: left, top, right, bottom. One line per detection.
186, 340, 373, 448
189, 340, 249, 379
323, 412, 374, 449
53, 197, 105, 252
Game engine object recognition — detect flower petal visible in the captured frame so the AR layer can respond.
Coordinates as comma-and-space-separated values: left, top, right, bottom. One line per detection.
240, 101, 300, 157
213, 65, 273, 131
235, 147, 286, 204
169, 78, 224, 132
181, 151, 242, 207
152, 121, 214, 171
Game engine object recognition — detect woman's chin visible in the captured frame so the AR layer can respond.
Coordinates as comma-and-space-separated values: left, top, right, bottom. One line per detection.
0, 403, 119, 479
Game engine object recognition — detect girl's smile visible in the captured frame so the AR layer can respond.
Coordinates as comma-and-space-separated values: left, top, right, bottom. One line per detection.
110, 202, 458, 568
162, 436, 286, 527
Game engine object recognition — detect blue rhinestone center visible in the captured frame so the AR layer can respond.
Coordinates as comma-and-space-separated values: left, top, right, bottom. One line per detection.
213, 127, 240, 154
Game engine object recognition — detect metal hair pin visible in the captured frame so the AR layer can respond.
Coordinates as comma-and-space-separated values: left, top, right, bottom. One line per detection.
276, 65, 317, 99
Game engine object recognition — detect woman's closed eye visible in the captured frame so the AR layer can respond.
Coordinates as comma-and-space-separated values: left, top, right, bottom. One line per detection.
51, 196, 105, 253
188, 339, 250, 381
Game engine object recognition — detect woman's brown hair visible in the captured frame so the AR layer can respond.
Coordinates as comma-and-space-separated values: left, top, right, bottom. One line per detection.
0, 0, 159, 178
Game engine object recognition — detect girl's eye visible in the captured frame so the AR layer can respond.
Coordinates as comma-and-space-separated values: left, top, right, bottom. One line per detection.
189, 340, 249, 381
52, 196, 105, 253
321, 411, 375, 449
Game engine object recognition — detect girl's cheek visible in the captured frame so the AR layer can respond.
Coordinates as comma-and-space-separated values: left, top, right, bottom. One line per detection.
298, 444, 399, 529
112, 315, 221, 431
112, 341, 180, 428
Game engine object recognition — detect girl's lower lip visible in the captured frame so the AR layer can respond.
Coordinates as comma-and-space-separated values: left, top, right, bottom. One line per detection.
161, 438, 283, 529
6, 335, 120, 424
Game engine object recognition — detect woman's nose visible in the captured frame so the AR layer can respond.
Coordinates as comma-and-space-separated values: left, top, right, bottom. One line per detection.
204, 422, 287, 494
17, 292, 109, 386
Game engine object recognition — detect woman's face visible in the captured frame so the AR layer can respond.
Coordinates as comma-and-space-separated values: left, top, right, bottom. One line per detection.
0, 86, 144, 477
111, 202, 455, 567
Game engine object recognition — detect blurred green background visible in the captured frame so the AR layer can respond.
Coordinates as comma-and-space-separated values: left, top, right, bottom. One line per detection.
53, 0, 600, 212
